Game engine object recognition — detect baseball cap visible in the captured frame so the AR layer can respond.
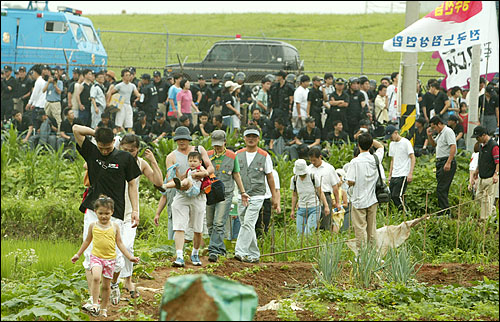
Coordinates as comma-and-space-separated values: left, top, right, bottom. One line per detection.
153, 71, 161, 77
42, 64, 50, 70
18, 66, 26, 71
212, 73, 219, 79
141, 73, 151, 80
349, 77, 359, 84
335, 78, 345, 84
243, 128, 260, 137
198, 74, 205, 80
156, 112, 164, 120
448, 114, 459, 122
3, 65, 12, 71
73, 67, 80, 73
293, 159, 308, 176
173, 126, 192, 141
275, 70, 287, 78
129, 67, 136, 74
211, 130, 226, 146
384, 125, 398, 140
471, 126, 488, 138
137, 111, 146, 118
312, 76, 321, 82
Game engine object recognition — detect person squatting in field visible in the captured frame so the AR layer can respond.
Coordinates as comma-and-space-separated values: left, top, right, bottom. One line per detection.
72, 195, 139, 318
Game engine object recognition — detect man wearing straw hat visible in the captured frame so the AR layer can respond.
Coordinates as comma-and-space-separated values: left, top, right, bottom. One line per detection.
234, 126, 279, 263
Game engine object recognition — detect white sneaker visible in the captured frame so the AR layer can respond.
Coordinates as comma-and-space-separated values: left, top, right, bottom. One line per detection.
110, 283, 121, 305
82, 297, 93, 311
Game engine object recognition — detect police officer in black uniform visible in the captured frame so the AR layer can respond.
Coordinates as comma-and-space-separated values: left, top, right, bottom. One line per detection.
307, 76, 325, 133
346, 77, 366, 141
13, 66, 33, 115
1, 65, 17, 122
137, 74, 158, 124
153, 70, 169, 115
270, 70, 294, 126
191, 75, 213, 114
209, 73, 223, 108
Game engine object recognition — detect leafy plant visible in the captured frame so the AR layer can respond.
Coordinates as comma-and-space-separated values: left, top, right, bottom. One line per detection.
314, 240, 344, 285
383, 244, 421, 286
351, 243, 384, 289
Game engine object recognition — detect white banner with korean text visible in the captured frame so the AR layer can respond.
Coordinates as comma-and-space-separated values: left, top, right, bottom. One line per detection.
383, 1, 497, 53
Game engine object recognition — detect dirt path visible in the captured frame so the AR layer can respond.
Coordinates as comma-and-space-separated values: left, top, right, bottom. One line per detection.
89, 259, 499, 321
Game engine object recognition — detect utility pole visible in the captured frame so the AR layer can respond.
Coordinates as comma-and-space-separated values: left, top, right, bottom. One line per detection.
466, 45, 481, 151
365, 1, 368, 14
399, 1, 419, 137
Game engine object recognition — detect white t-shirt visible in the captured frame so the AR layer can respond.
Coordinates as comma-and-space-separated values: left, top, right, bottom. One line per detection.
435, 126, 457, 159
469, 152, 479, 171
293, 86, 309, 117
308, 161, 340, 193
386, 84, 398, 121
388, 137, 414, 177
346, 148, 385, 209
264, 169, 280, 199
290, 172, 321, 208
239, 151, 273, 200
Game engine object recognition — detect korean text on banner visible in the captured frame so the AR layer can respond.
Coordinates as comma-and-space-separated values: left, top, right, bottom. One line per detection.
383, 1, 496, 53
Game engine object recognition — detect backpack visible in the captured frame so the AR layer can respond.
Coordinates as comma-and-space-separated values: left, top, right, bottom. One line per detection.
293, 173, 319, 199
194, 146, 225, 205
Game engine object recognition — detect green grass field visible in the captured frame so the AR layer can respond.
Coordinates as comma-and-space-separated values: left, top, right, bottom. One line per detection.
87, 13, 440, 83
1, 239, 81, 279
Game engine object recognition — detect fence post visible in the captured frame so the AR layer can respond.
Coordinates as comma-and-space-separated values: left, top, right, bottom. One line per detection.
165, 28, 169, 67
360, 36, 364, 74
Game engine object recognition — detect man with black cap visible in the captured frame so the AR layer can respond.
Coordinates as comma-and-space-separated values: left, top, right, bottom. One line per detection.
385, 125, 415, 212
270, 70, 294, 125
471, 126, 499, 222
447, 114, 466, 150
13, 66, 32, 115
327, 77, 349, 135
209, 73, 222, 108
235, 126, 279, 263
151, 112, 172, 143
426, 116, 457, 214
1, 65, 16, 122
155, 126, 214, 267
206, 130, 249, 262
307, 76, 325, 133
346, 77, 366, 141
153, 71, 169, 116
137, 73, 158, 124
191, 75, 213, 114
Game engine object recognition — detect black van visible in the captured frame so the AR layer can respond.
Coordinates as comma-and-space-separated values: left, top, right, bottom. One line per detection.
165, 39, 303, 83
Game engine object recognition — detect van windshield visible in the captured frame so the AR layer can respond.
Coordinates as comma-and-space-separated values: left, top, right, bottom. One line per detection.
69, 22, 84, 42
82, 25, 99, 44
206, 43, 281, 63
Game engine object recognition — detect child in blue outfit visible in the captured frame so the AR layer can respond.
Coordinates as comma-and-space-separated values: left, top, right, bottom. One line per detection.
162, 151, 207, 197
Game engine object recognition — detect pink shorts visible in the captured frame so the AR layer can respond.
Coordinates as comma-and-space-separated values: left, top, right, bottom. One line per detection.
90, 254, 116, 279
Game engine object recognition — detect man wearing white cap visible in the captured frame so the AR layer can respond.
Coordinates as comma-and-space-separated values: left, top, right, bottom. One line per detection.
290, 159, 330, 235
234, 125, 279, 263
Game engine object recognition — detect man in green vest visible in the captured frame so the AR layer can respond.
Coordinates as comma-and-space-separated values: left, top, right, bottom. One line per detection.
235, 126, 279, 263
206, 130, 249, 263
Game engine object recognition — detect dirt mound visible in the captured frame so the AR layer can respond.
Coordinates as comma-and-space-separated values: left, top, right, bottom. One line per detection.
88, 259, 498, 321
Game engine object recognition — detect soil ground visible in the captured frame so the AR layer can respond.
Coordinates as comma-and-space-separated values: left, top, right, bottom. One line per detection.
88, 258, 499, 321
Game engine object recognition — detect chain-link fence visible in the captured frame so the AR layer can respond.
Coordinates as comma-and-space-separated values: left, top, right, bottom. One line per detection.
98, 30, 441, 81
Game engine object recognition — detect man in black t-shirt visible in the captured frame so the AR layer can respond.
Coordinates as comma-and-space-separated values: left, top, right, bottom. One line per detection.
192, 111, 214, 137
327, 78, 349, 138
289, 117, 321, 160
447, 115, 466, 150
151, 112, 173, 143
57, 107, 82, 151
78, 69, 93, 127
327, 120, 349, 147
153, 71, 169, 117
270, 70, 295, 125
346, 77, 366, 141
408, 118, 430, 156
13, 66, 32, 114
269, 118, 296, 157
212, 115, 227, 132
1, 65, 16, 122
248, 108, 272, 144
429, 83, 450, 122
11, 110, 33, 144
73, 125, 141, 306
132, 111, 152, 143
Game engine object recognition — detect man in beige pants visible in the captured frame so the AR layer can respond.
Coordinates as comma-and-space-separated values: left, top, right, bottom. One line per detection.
471, 126, 499, 221
346, 133, 385, 249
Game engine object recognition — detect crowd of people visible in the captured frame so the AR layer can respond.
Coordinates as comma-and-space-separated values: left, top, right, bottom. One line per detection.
1, 63, 499, 318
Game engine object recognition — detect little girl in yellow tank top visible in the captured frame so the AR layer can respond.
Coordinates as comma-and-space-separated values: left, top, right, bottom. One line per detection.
72, 195, 139, 318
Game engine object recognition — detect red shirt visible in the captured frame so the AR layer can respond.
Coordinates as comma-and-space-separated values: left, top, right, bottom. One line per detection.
459, 113, 468, 134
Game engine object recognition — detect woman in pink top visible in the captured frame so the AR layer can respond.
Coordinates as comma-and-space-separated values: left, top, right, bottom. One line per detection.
176, 80, 200, 124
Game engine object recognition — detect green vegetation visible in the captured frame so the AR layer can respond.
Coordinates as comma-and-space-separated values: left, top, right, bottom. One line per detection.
87, 13, 440, 83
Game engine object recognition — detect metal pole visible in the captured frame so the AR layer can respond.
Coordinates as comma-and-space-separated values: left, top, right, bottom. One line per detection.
166, 29, 169, 68
480, 42, 491, 127
360, 36, 364, 75
401, 1, 419, 130
466, 45, 481, 151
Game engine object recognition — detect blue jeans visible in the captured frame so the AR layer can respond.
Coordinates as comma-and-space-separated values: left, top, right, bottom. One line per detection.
79, 109, 90, 127
340, 205, 350, 232
231, 216, 241, 240
296, 206, 320, 236
206, 197, 232, 256
222, 115, 233, 130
